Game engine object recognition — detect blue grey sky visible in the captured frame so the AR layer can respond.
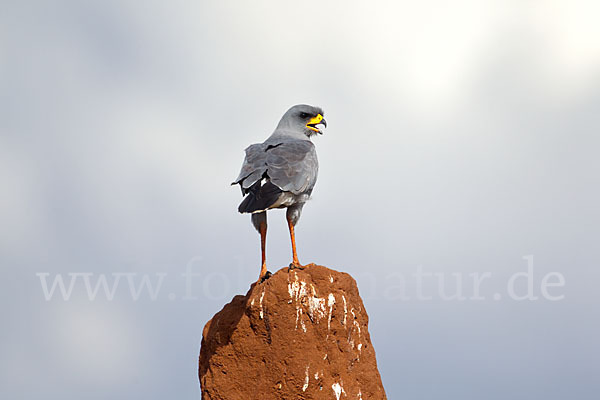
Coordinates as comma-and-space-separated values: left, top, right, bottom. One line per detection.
1, 1, 599, 399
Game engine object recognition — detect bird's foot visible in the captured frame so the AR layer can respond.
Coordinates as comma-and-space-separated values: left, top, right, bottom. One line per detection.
259, 271, 272, 283
288, 262, 305, 272
255, 263, 271, 285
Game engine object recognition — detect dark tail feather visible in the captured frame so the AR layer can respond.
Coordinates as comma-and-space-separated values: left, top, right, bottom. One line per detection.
238, 180, 282, 213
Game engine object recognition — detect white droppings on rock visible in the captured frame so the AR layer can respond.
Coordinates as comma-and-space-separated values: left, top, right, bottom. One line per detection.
259, 289, 265, 319
288, 272, 306, 300
341, 295, 347, 326
295, 307, 307, 332
289, 273, 308, 331
288, 272, 333, 331
327, 293, 335, 332
350, 308, 362, 336
348, 307, 362, 352
332, 383, 341, 399
302, 366, 309, 392
295, 306, 301, 329
307, 295, 327, 321
332, 382, 346, 400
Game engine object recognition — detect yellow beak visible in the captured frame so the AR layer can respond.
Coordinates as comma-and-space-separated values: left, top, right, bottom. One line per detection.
306, 114, 326, 133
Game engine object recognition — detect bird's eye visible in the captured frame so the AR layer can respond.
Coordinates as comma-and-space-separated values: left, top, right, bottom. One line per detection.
299, 112, 308, 119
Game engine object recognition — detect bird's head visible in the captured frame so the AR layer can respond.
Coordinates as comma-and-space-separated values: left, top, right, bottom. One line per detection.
277, 104, 327, 137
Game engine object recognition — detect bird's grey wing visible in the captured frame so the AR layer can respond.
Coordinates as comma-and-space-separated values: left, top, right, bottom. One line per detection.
266, 141, 318, 195
232, 143, 268, 191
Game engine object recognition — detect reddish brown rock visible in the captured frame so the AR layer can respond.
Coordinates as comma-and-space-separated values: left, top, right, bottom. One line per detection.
199, 264, 387, 400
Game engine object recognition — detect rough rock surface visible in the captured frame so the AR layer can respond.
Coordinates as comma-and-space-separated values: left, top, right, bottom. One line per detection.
199, 264, 387, 400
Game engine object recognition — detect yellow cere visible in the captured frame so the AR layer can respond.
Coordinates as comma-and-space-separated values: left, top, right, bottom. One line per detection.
306, 114, 323, 132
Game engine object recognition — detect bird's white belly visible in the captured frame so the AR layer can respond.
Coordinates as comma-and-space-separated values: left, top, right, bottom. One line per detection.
269, 192, 308, 209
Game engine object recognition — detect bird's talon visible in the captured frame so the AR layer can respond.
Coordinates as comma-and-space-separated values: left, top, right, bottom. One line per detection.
288, 263, 305, 271
260, 271, 272, 283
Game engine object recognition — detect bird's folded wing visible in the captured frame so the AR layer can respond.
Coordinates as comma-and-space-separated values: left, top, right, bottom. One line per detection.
232, 143, 268, 190
265, 141, 318, 195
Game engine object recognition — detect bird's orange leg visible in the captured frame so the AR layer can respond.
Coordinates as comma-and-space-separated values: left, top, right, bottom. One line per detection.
287, 216, 303, 269
258, 221, 268, 282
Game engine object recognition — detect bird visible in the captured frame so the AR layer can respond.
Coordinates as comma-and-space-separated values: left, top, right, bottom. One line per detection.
232, 104, 326, 282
